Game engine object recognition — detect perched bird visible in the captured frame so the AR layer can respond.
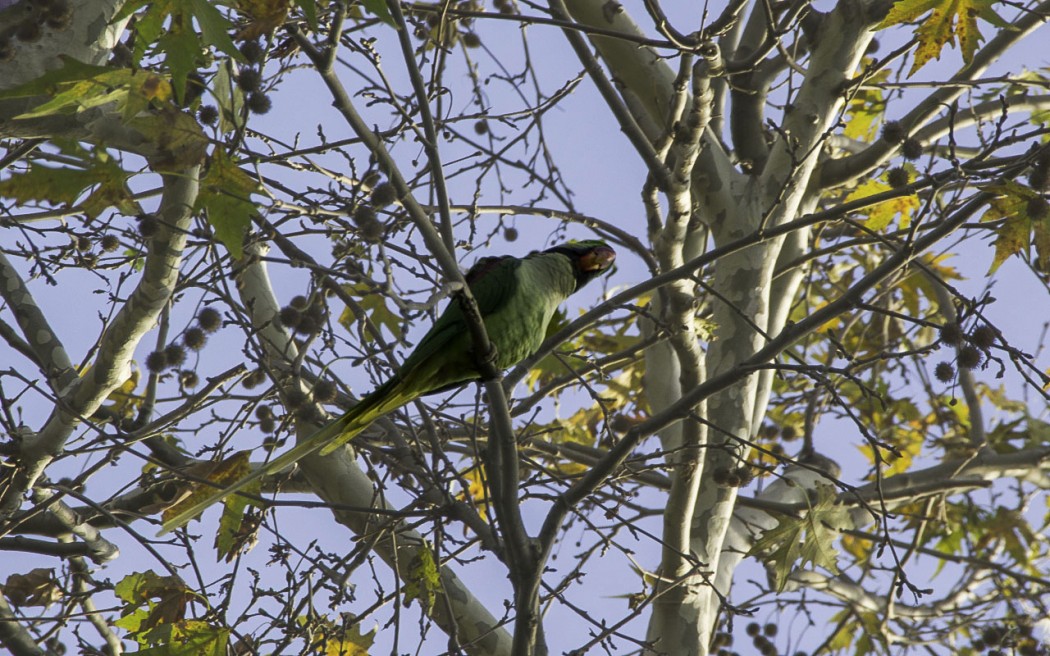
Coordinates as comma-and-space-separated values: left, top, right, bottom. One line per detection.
161, 240, 616, 533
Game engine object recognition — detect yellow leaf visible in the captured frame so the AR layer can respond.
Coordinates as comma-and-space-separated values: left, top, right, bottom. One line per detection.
843, 177, 919, 231
1033, 216, 1050, 273
101, 367, 143, 419
980, 181, 1038, 273
337, 283, 403, 342
844, 68, 889, 142
457, 466, 489, 520
163, 451, 256, 526
315, 623, 376, 656
878, 0, 1008, 75
842, 533, 873, 560
236, 0, 291, 39
989, 215, 1031, 273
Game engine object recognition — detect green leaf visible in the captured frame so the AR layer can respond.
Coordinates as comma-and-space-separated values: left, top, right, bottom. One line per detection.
213, 60, 246, 135
403, 545, 441, 611
185, 0, 243, 60
157, 29, 202, 105
361, 0, 396, 25
0, 57, 110, 100
749, 483, 848, 591
140, 3, 176, 63
134, 621, 230, 656
0, 165, 104, 206
295, 0, 319, 31
196, 150, 259, 259
0, 57, 173, 122
0, 152, 140, 219
114, 571, 188, 606
114, 607, 150, 636
114, 0, 158, 23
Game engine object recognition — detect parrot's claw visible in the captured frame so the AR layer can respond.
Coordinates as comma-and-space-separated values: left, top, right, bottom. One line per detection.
475, 343, 500, 379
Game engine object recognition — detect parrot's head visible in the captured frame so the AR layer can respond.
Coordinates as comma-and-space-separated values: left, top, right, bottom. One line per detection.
544, 240, 616, 291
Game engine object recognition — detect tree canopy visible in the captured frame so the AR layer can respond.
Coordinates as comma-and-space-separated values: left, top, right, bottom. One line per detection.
1, 0, 1049, 655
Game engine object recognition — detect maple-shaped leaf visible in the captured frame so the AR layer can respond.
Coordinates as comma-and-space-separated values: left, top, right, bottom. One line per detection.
214, 452, 262, 561
980, 181, 1050, 273
0, 157, 140, 220
338, 282, 404, 343
212, 60, 247, 135
313, 622, 377, 656
293, 0, 319, 30
99, 366, 144, 419
156, 28, 202, 105
3, 569, 62, 607
113, 570, 205, 641
162, 450, 258, 527
749, 483, 849, 591
162, 620, 231, 656
185, 0, 243, 60
843, 171, 920, 231
13, 66, 173, 122
361, 0, 395, 25
196, 149, 260, 259
877, 0, 1010, 75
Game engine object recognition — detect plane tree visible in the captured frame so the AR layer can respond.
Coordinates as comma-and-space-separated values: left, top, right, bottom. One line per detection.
1, 0, 1049, 654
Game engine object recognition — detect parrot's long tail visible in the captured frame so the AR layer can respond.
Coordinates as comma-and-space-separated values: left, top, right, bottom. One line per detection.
318, 376, 417, 455
159, 377, 417, 534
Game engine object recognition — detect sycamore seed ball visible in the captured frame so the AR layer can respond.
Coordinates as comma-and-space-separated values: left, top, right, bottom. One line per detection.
934, 361, 955, 382
197, 307, 222, 332
164, 344, 187, 367
970, 325, 996, 349
958, 345, 982, 370
901, 138, 924, 160
183, 327, 207, 350
198, 105, 219, 125
145, 350, 169, 373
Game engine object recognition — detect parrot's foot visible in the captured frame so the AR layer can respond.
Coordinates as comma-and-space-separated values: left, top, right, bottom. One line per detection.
474, 343, 500, 380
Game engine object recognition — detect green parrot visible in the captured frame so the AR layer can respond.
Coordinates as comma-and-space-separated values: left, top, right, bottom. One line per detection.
160, 240, 616, 533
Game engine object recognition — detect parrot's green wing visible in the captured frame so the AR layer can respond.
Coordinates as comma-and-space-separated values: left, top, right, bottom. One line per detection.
157, 240, 621, 536
396, 255, 521, 375
159, 256, 526, 535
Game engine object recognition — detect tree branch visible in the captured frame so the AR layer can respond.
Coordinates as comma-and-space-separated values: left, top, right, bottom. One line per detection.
0, 251, 76, 393
0, 166, 200, 519
0, 591, 46, 656
819, 0, 1050, 188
